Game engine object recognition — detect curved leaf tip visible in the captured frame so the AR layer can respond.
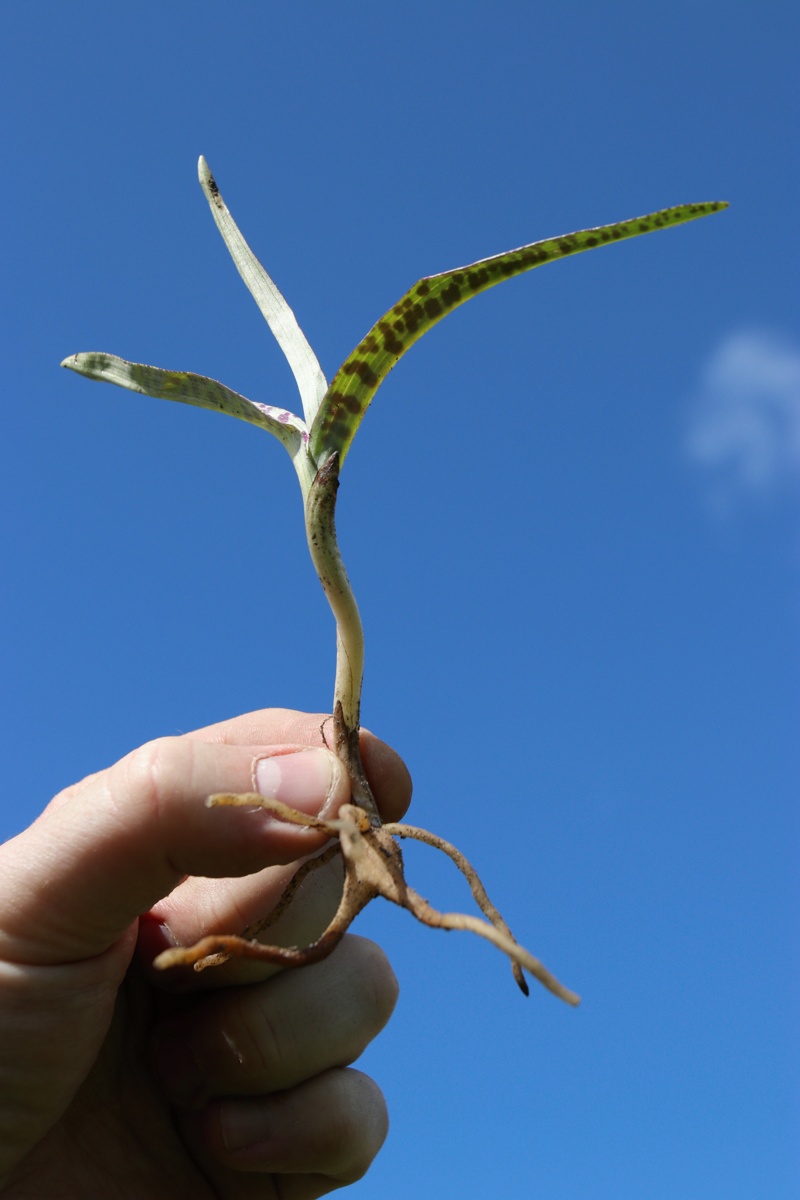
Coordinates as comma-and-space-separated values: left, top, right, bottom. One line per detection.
198, 155, 218, 198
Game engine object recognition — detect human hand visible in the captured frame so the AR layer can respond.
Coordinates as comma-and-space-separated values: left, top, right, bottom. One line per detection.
0, 709, 412, 1199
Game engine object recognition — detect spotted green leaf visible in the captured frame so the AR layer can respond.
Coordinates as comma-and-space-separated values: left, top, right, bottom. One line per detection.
310, 201, 728, 466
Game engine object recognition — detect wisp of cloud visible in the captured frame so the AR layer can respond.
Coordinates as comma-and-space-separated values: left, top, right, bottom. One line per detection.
686, 331, 800, 503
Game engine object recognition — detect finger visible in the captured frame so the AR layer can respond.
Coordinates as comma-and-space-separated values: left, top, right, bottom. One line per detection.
195, 1067, 389, 1192
185, 709, 412, 823
0, 741, 350, 966
152, 936, 398, 1107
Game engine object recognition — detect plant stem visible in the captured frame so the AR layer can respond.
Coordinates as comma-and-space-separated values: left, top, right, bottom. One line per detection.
305, 454, 380, 824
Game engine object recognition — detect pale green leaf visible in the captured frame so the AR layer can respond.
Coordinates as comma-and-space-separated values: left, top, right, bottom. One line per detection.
61, 351, 308, 455
198, 157, 328, 427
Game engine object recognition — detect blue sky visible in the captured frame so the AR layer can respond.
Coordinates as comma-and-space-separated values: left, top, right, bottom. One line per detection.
1, 3, 797, 1196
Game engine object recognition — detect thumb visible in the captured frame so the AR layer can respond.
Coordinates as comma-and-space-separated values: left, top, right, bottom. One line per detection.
0, 739, 348, 967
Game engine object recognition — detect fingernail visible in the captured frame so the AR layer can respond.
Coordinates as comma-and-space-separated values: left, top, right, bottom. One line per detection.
219, 1098, 273, 1151
254, 748, 341, 818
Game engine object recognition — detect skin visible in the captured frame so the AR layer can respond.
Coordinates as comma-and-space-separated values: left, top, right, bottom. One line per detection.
0, 709, 412, 1199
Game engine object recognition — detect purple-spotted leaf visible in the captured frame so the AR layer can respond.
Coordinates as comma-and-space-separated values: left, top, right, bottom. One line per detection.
198, 157, 328, 427
60, 352, 308, 455
310, 201, 728, 466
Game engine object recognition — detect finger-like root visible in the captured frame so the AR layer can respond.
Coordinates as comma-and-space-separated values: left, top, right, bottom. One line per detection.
175, 841, 344, 970
153, 822, 374, 972
401, 887, 579, 1005
384, 822, 529, 994
154, 923, 349, 972
242, 842, 342, 940
154, 796, 580, 1006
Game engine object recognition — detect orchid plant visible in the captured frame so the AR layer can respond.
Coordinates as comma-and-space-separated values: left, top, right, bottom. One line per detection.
63, 159, 726, 1005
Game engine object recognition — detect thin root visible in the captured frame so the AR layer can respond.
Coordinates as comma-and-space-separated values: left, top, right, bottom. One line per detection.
385, 822, 529, 994
155, 794, 580, 1004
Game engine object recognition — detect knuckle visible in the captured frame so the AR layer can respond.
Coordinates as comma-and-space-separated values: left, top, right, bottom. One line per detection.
116, 735, 187, 820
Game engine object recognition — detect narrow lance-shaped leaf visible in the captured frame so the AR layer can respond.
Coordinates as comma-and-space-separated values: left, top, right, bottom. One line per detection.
60, 352, 308, 457
310, 201, 729, 466
198, 157, 328, 427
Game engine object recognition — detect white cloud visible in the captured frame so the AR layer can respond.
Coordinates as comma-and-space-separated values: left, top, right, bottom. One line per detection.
686, 331, 800, 502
